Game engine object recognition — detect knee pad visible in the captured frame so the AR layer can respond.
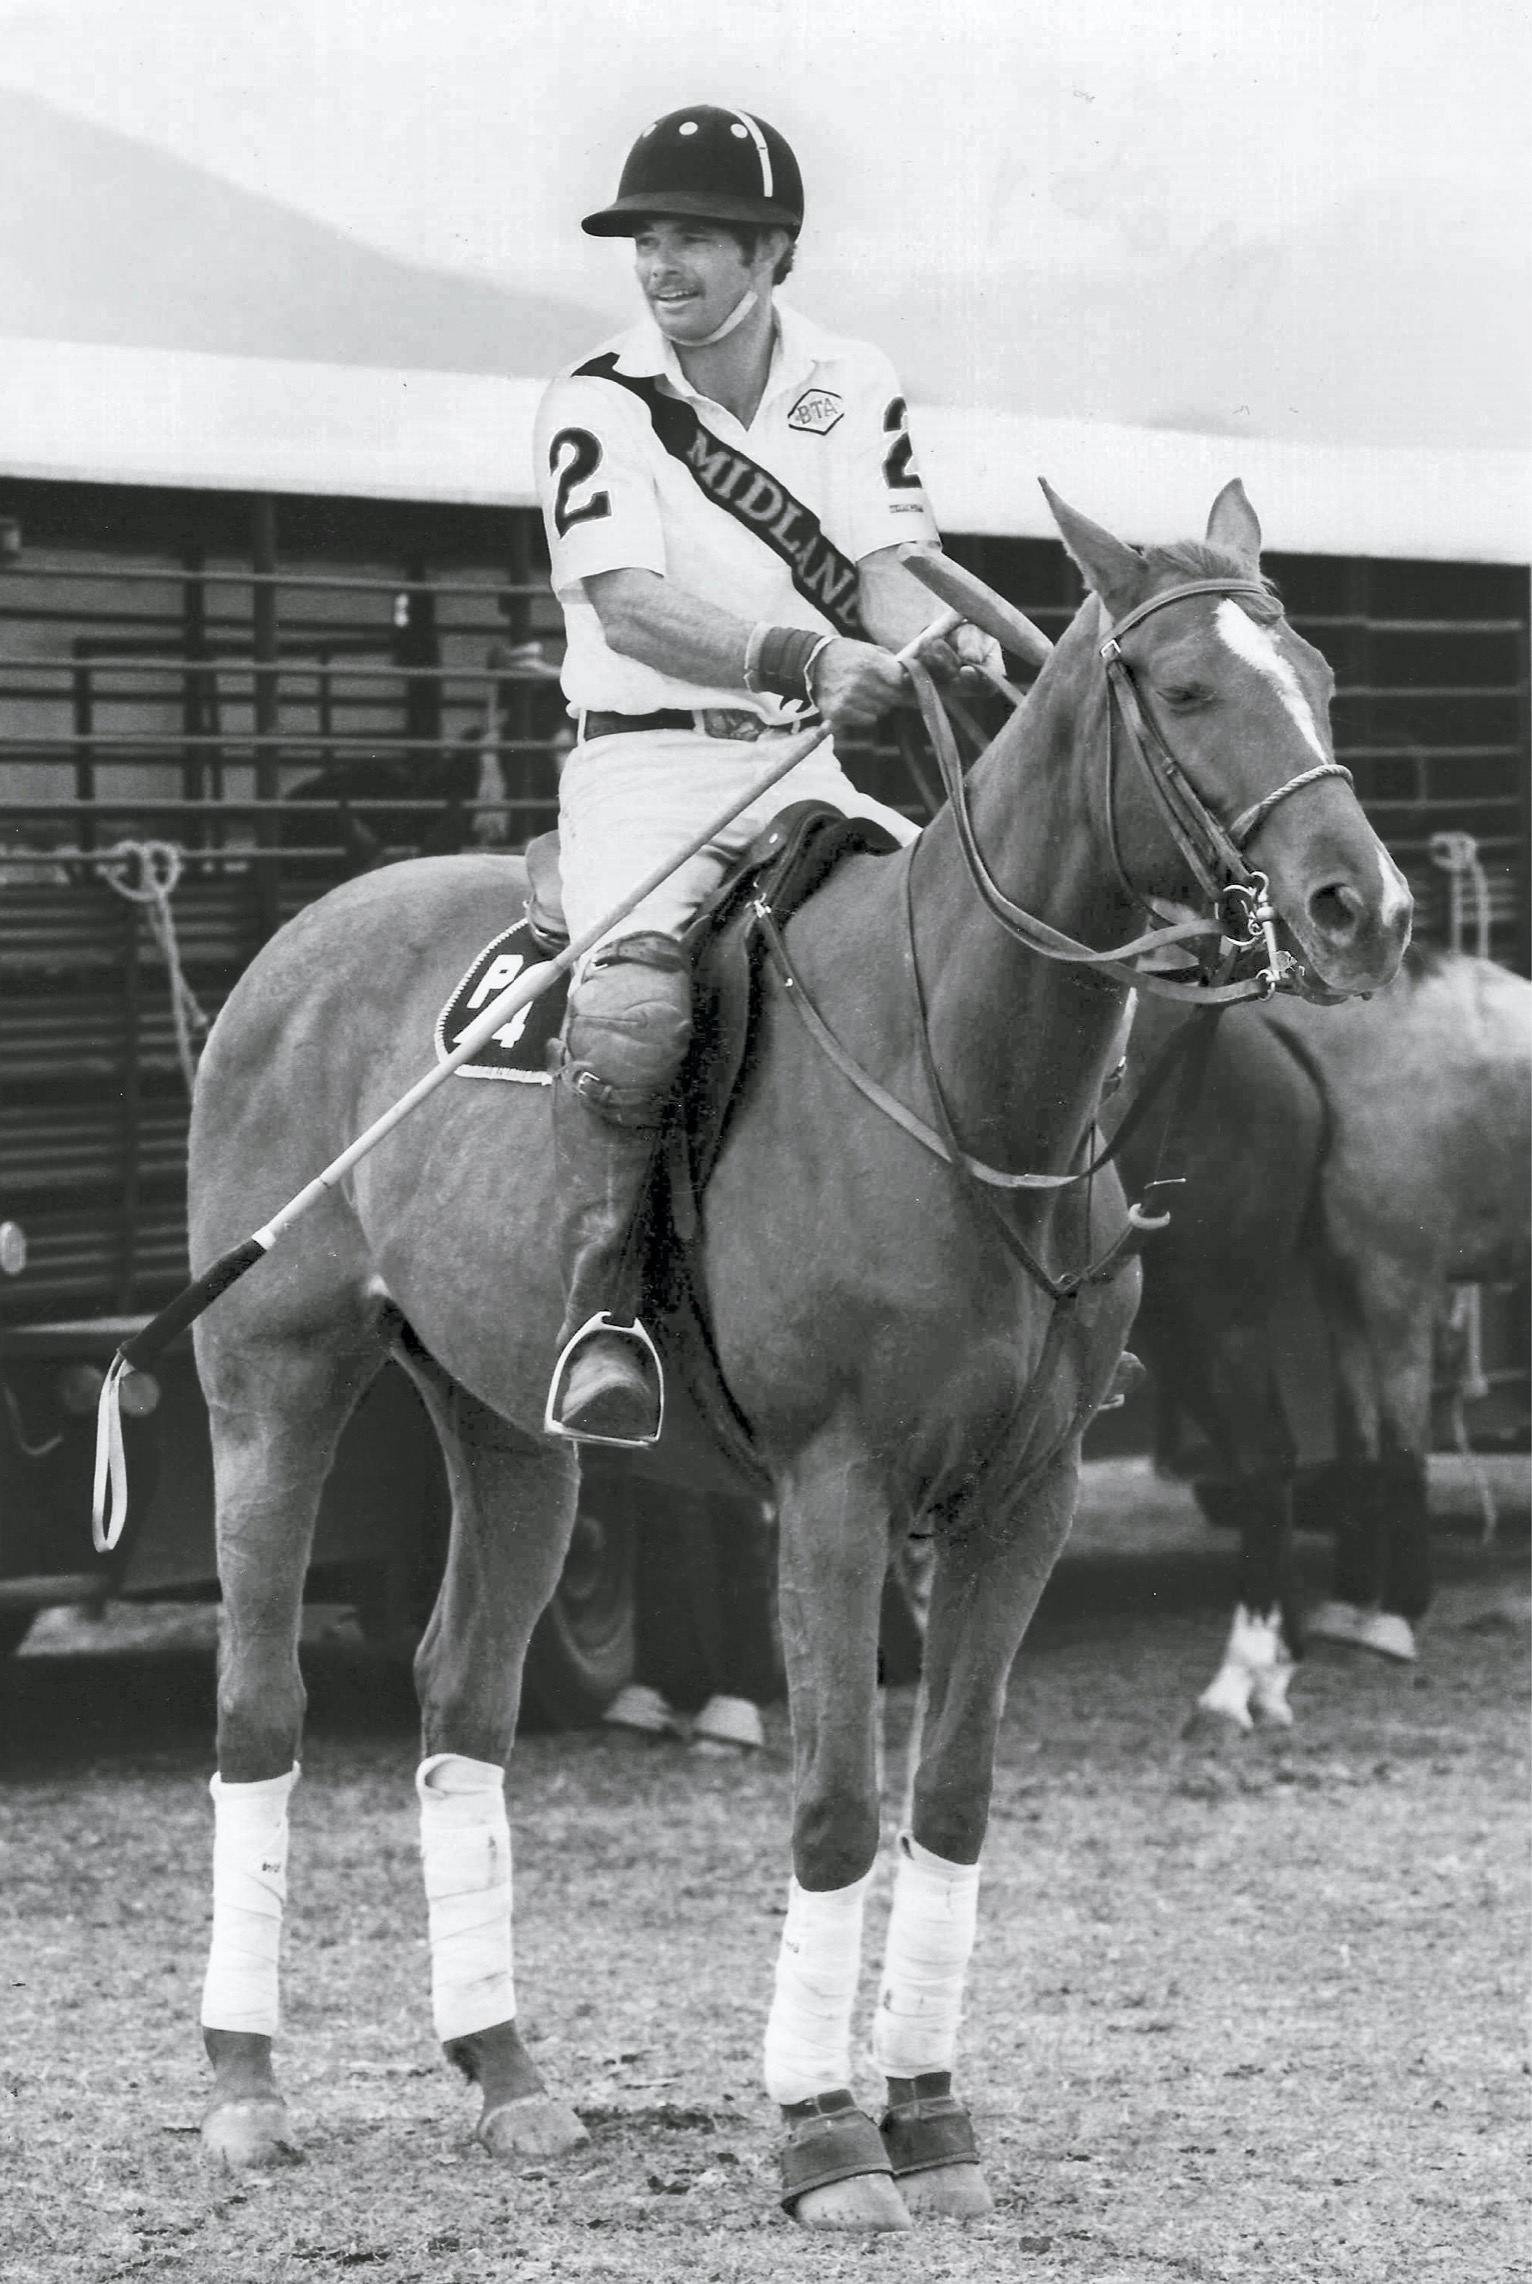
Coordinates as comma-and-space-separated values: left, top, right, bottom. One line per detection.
561, 933, 693, 1127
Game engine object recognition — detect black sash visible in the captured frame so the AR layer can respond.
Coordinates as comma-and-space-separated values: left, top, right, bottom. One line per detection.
575, 352, 866, 639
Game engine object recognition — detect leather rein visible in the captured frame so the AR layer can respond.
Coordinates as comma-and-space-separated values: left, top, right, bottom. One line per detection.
917, 576, 1353, 1009
753, 575, 1354, 1302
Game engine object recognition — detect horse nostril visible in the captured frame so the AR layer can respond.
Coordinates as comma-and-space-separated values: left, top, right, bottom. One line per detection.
1307, 881, 1363, 941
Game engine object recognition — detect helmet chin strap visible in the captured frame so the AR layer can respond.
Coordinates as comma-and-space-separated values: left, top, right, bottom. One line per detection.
691, 287, 759, 346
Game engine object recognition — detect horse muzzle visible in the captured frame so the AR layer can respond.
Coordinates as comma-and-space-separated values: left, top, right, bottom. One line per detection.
1274, 844, 1414, 998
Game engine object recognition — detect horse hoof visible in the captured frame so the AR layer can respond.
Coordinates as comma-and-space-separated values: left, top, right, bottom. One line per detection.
899, 2162, 996, 2220
792, 2173, 912, 2231
477, 2093, 589, 2162
200, 2096, 299, 2168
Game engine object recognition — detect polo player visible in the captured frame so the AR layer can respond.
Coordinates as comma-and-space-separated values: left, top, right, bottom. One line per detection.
533, 104, 998, 1446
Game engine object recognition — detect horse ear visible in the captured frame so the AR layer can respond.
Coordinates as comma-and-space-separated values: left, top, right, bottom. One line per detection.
1205, 478, 1262, 565
1039, 480, 1148, 618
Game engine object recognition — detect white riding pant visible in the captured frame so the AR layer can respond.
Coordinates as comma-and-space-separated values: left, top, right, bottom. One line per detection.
557, 729, 919, 958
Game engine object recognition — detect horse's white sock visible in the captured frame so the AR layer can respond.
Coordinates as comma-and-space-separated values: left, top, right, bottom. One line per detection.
762, 1869, 873, 2104
201, 1763, 299, 2036
872, 1832, 981, 2078
417, 1753, 515, 2043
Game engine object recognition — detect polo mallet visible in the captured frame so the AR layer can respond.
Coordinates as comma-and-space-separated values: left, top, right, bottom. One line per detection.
91, 606, 964, 1549
899, 546, 1056, 688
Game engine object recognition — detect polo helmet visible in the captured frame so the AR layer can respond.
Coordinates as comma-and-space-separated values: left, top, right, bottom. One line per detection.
581, 106, 803, 238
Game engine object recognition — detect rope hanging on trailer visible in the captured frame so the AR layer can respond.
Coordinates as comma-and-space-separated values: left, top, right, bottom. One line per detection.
1428, 829, 1498, 1541
99, 839, 209, 1094
1428, 829, 1492, 960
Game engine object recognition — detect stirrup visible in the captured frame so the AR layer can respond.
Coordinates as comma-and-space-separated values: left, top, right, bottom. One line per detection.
544, 1312, 665, 1448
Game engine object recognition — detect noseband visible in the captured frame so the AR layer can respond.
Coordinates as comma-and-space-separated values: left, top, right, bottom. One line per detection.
909, 574, 1353, 1005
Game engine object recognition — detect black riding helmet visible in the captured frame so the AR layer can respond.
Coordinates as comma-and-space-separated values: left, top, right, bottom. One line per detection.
582, 106, 804, 238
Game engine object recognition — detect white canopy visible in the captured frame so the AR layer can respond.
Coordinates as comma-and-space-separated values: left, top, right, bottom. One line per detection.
2, 3, 1526, 562
2, 336, 1526, 565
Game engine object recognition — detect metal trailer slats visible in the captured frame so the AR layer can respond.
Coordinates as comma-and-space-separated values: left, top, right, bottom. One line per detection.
1, 483, 1528, 1339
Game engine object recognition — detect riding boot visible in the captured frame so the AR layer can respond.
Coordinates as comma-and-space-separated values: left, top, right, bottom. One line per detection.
546, 1079, 665, 1444
544, 933, 693, 1446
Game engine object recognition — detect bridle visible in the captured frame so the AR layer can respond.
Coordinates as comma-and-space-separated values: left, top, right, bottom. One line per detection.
910, 574, 1354, 1006
752, 571, 1359, 1306
1097, 578, 1353, 994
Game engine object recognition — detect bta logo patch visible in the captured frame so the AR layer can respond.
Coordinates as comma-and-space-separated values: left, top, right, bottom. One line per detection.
787, 389, 844, 436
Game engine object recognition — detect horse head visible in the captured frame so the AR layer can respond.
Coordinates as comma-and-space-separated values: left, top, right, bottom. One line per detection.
1042, 479, 1412, 999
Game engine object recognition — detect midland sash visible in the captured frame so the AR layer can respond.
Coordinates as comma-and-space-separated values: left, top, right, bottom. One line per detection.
575, 352, 866, 639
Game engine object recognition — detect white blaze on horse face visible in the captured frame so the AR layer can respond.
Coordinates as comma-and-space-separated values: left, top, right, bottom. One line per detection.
1213, 601, 1328, 763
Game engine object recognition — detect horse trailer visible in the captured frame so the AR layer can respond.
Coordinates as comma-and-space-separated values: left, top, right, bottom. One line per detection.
2, 472, 1527, 1710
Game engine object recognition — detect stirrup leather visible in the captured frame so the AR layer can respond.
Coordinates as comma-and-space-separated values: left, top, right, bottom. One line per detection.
543, 1312, 665, 1447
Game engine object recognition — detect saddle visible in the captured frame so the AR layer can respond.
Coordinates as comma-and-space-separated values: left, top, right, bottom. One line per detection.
525, 801, 900, 1191
524, 803, 903, 1466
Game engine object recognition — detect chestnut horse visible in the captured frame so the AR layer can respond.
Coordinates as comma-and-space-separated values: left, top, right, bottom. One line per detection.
186, 486, 1409, 2229
1123, 947, 1530, 1723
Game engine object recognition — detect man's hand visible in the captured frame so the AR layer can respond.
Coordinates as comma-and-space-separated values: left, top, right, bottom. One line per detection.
915, 621, 1006, 690
808, 638, 909, 733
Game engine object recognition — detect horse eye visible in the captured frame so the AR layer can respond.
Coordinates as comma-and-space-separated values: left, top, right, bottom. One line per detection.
1159, 683, 1211, 709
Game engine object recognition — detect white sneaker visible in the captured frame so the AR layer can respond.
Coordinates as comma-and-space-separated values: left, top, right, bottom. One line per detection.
1354, 1610, 1418, 1663
1306, 1600, 1365, 1647
602, 1683, 679, 1736
691, 1694, 764, 1753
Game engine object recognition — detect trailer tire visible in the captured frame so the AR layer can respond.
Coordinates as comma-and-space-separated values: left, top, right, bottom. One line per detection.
521, 1480, 636, 1728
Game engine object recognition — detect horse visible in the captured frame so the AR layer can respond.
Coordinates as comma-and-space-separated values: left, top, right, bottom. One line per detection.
1120, 947, 1530, 1725
184, 483, 1410, 2230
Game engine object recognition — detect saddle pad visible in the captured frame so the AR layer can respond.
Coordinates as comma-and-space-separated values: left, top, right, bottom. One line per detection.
434, 917, 569, 1084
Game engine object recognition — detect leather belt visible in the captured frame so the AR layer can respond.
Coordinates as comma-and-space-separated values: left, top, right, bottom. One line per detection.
579, 706, 814, 744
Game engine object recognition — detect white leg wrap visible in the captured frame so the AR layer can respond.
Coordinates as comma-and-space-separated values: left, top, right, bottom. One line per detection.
872, 1833, 981, 2078
417, 1754, 515, 2044
200, 1763, 299, 2035
762, 1870, 872, 2105
1198, 1605, 1288, 1731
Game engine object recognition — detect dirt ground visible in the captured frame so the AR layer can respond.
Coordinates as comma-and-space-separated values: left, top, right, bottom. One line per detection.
1, 1458, 1527, 2284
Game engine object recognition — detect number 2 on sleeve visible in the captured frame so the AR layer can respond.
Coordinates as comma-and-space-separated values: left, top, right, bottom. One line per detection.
881, 398, 923, 491
549, 428, 613, 537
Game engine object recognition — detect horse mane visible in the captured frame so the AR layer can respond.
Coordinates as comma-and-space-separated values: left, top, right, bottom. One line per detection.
1141, 539, 1284, 622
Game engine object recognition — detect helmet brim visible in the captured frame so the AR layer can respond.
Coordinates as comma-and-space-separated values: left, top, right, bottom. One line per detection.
581, 190, 802, 237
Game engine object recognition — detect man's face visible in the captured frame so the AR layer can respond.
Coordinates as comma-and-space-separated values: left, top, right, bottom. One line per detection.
632, 220, 769, 343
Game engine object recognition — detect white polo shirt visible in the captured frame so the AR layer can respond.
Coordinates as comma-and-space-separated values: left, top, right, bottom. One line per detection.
532, 303, 941, 723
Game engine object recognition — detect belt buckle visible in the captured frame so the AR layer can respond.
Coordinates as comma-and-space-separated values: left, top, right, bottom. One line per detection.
700, 708, 764, 743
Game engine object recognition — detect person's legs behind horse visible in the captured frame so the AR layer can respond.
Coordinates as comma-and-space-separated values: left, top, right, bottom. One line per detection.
547, 931, 692, 1443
